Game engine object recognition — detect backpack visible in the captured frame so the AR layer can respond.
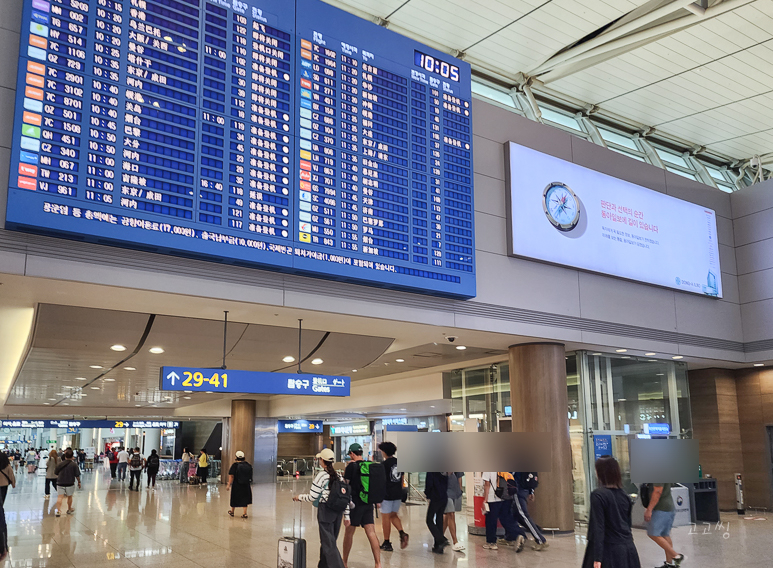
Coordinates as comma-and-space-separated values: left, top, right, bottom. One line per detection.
325, 475, 352, 513
236, 462, 252, 485
639, 483, 652, 508
147, 454, 159, 468
520, 472, 539, 491
355, 461, 386, 504
130, 453, 142, 468
494, 472, 515, 500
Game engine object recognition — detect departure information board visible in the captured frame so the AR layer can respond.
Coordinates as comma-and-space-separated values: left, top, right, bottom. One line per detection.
6, 0, 476, 298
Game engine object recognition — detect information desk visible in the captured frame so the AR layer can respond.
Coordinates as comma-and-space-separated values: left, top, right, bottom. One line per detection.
7, 0, 475, 298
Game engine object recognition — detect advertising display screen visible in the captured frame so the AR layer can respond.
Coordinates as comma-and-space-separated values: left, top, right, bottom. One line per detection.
6, 0, 475, 298
506, 142, 722, 297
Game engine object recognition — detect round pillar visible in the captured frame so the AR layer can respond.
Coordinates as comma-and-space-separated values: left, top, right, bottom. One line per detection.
509, 342, 574, 532
142, 428, 161, 456
223, 400, 256, 484
79, 428, 94, 449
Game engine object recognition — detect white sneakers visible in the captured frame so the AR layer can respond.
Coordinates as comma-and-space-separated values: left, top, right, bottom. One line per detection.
452, 543, 465, 551
482, 543, 498, 550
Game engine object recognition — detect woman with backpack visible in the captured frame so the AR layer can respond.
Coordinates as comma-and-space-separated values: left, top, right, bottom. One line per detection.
226, 450, 253, 518
582, 456, 641, 568
146, 449, 160, 490
293, 448, 351, 568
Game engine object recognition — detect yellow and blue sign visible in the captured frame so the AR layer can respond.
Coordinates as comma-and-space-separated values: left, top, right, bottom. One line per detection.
278, 420, 323, 433
160, 367, 350, 397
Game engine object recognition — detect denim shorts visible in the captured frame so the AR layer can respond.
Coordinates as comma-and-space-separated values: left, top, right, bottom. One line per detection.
380, 499, 401, 514
647, 509, 676, 537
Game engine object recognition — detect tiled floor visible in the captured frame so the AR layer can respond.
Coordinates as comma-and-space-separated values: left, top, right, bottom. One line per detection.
2, 467, 771, 567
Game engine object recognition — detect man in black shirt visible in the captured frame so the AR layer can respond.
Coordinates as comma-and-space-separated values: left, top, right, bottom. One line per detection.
377, 442, 409, 551
342, 443, 381, 568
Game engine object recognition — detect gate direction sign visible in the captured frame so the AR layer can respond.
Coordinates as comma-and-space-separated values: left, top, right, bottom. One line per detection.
160, 367, 350, 397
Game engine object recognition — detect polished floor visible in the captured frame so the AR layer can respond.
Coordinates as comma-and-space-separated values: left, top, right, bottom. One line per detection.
2, 467, 771, 568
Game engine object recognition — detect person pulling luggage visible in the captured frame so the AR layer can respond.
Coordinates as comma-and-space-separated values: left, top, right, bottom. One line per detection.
294, 449, 352, 568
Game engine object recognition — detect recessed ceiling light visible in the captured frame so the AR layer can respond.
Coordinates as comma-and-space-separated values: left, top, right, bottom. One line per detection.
648, 359, 657, 362
430, 405, 435, 408
591, 352, 602, 356
48, 398, 56, 401
672, 355, 683, 360
135, 404, 142, 407
111, 345, 126, 352
43, 402, 50, 405
621, 356, 631, 359
395, 359, 405, 363
400, 408, 407, 411
54, 393, 65, 396
352, 370, 357, 373
183, 396, 191, 400
645, 353, 657, 356
205, 391, 213, 394
63, 386, 76, 390
124, 367, 136, 371
311, 358, 323, 365
90, 386, 100, 390
283, 356, 296, 363
615, 349, 627, 353
456, 345, 467, 350
90, 365, 103, 369
184, 390, 192, 394
75, 377, 88, 381
62, 403, 69, 406
754, 363, 764, 367
104, 378, 115, 382
656, 373, 664, 376
149, 347, 164, 354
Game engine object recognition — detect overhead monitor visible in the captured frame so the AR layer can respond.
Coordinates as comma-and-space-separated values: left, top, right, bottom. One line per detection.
6, 0, 475, 298
506, 142, 722, 297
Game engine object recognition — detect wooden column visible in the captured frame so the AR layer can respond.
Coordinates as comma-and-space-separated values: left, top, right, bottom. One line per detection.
222, 399, 256, 484
509, 342, 574, 532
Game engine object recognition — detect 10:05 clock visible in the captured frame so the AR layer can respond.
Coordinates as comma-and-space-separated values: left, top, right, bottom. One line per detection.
414, 50, 460, 82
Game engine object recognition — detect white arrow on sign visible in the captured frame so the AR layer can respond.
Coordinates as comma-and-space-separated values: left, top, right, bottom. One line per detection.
167, 371, 180, 385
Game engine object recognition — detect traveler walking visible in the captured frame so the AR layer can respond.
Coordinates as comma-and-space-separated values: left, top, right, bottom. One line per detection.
44, 450, 59, 499
197, 449, 209, 484
25, 448, 37, 473
107, 448, 118, 479
53, 449, 81, 517
377, 442, 409, 551
294, 448, 351, 568
116, 447, 129, 481
443, 472, 465, 551
342, 443, 383, 568
128, 447, 144, 491
481, 471, 525, 551
582, 456, 641, 568
0, 454, 16, 504
424, 472, 450, 553
77, 449, 86, 470
12, 451, 20, 472
513, 472, 548, 550
226, 450, 253, 518
643, 482, 685, 567
180, 448, 192, 483
145, 449, 160, 489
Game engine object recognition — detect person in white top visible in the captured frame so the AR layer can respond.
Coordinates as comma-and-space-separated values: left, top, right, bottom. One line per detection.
294, 449, 351, 568
116, 448, 130, 481
481, 472, 525, 551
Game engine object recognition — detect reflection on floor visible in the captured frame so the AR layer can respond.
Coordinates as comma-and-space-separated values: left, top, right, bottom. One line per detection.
2, 467, 771, 567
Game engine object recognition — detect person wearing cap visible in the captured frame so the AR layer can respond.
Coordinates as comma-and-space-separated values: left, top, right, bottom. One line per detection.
294, 448, 351, 568
226, 451, 253, 518
342, 443, 381, 568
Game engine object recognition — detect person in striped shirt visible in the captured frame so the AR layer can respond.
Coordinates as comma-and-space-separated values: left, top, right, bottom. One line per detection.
294, 449, 351, 568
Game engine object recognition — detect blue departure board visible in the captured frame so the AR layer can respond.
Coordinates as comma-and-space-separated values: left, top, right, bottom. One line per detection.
6, 0, 475, 298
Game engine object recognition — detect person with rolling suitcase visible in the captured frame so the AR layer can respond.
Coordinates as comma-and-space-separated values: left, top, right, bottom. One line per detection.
293, 448, 352, 568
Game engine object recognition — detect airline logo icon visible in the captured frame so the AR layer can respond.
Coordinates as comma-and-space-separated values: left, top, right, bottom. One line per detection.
22, 125, 41, 139
25, 86, 43, 100
300, 78, 312, 90
301, 39, 312, 50
27, 46, 46, 60
299, 108, 312, 119
30, 22, 49, 37
301, 49, 312, 60
26, 73, 45, 88
18, 163, 38, 177
301, 59, 312, 69
29, 35, 47, 49
301, 69, 311, 79
301, 89, 312, 99
32, 0, 50, 13
23, 111, 42, 126
299, 222, 311, 233
300, 150, 311, 160
20, 151, 39, 164
24, 98, 43, 113
20, 137, 40, 152
299, 180, 311, 190
299, 160, 311, 171
300, 139, 312, 150
299, 232, 311, 243
300, 99, 312, 110
299, 191, 311, 202
18, 177, 37, 190
27, 61, 45, 75
299, 211, 312, 222
31, 11, 49, 24
299, 170, 311, 181
300, 117, 311, 129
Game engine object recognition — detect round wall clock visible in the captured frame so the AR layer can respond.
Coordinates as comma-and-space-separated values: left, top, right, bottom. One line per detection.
543, 182, 580, 232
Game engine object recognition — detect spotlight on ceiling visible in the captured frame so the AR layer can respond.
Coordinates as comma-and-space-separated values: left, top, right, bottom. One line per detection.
283, 356, 296, 363
111, 345, 126, 352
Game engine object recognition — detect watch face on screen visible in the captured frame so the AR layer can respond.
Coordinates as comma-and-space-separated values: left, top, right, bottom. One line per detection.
543, 182, 580, 232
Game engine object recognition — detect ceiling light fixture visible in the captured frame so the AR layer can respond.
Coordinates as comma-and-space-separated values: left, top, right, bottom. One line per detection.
183, 396, 191, 400
90, 386, 100, 390
645, 352, 657, 356
48, 398, 56, 401
591, 352, 602, 356
63, 386, 75, 389
352, 370, 357, 373
283, 356, 296, 363
135, 404, 142, 407
395, 359, 405, 363
311, 358, 323, 365
149, 347, 164, 354
615, 349, 627, 353
754, 363, 764, 367
184, 390, 192, 394
111, 345, 126, 352
672, 355, 684, 360
104, 378, 115, 382
62, 403, 69, 406
205, 391, 213, 394
400, 408, 407, 411
89, 365, 103, 369
455, 345, 467, 350
124, 367, 136, 371
43, 402, 50, 405
621, 356, 631, 359
75, 377, 87, 381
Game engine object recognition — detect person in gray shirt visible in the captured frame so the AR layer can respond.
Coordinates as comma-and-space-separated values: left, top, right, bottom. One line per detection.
53, 449, 81, 517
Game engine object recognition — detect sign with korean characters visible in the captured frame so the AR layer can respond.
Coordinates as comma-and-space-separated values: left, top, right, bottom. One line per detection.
160, 367, 350, 397
278, 420, 323, 433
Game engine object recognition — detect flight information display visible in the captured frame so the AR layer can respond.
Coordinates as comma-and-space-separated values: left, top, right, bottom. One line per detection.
6, 0, 476, 298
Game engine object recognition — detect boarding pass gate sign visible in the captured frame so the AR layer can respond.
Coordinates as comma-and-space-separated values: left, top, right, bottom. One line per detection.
160, 367, 350, 397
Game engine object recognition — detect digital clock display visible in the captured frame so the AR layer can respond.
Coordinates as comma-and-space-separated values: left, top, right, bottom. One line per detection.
414, 50, 461, 82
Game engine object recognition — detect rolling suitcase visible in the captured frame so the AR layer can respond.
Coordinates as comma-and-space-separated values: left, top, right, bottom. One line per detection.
278, 497, 306, 568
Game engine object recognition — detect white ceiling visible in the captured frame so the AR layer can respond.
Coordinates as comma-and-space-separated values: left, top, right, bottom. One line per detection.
325, 0, 773, 163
